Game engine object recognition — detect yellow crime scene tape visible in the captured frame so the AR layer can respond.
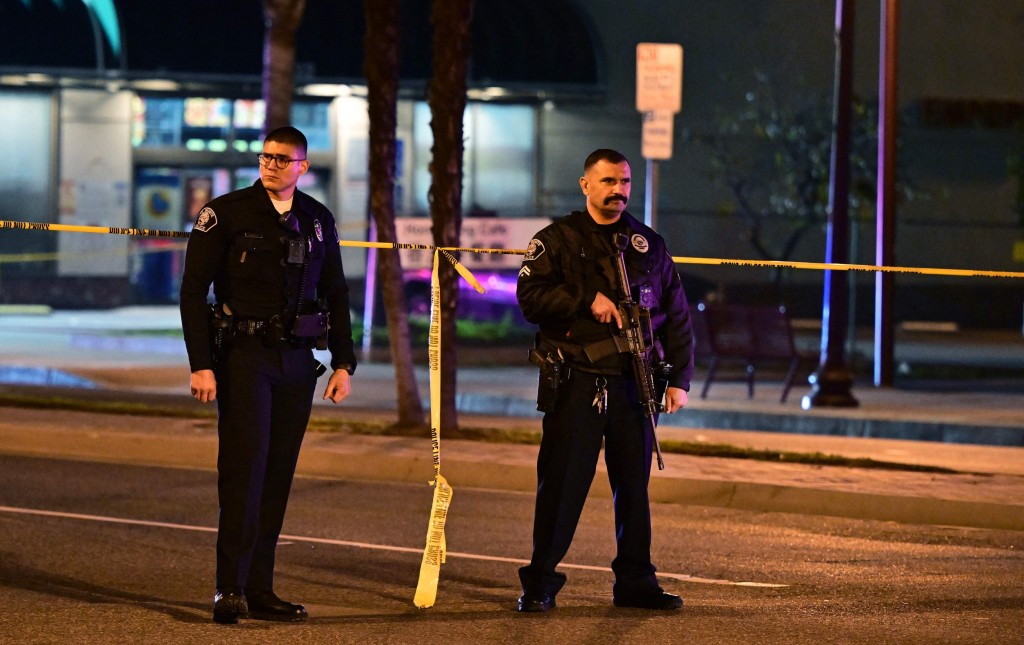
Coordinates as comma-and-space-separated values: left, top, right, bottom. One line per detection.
412, 250, 454, 609
3, 218, 1024, 608
672, 255, 1024, 279
357, 241, 486, 294
0, 220, 190, 238
7, 218, 1022, 279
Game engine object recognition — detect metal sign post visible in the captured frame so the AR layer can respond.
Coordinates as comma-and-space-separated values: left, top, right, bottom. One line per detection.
636, 43, 683, 230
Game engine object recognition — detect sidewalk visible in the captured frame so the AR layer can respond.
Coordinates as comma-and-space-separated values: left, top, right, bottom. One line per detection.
1, 306, 1022, 531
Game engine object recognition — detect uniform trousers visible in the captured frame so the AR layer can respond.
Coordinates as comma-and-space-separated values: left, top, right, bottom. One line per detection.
519, 368, 660, 599
214, 335, 318, 593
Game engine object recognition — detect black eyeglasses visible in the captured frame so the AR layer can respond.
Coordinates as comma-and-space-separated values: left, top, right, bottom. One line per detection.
257, 153, 306, 169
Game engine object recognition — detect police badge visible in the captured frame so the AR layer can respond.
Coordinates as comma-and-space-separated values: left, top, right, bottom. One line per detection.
524, 238, 545, 261
314, 219, 323, 242
631, 233, 649, 254
194, 207, 218, 233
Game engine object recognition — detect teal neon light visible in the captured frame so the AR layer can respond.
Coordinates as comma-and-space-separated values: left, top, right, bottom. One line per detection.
23, 0, 122, 59
81, 0, 121, 59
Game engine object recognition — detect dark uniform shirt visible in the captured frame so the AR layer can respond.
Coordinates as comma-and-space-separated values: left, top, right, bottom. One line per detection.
517, 210, 693, 391
179, 180, 356, 373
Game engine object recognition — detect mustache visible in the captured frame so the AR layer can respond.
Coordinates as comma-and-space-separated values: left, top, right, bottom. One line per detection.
604, 195, 628, 205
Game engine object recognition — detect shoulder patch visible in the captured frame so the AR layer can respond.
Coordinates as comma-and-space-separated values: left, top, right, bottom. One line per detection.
631, 233, 649, 254
194, 207, 218, 233
523, 238, 545, 261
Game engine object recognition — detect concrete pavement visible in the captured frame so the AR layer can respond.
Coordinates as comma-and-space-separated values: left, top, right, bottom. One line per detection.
0, 305, 1022, 531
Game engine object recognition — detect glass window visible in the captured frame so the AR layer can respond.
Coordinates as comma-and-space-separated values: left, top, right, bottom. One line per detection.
132, 96, 330, 152
412, 102, 536, 217
132, 96, 184, 148
292, 101, 331, 151
232, 99, 265, 152
182, 97, 232, 150
0, 91, 54, 273
468, 104, 535, 214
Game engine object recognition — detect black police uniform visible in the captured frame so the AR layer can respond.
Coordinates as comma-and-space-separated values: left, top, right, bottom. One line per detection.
516, 209, 693, 601
180, 179, 356, 595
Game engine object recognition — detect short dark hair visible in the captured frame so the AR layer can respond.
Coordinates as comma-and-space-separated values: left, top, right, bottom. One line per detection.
584, 148, 629, 172
264, 126, 308, 156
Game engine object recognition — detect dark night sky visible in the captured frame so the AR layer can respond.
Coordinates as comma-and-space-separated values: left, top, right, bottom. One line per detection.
1, 0, 599, 87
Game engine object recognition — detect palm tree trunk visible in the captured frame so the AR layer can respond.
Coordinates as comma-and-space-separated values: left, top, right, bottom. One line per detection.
428, 0, 475, 431
262, 0, 306, 133
366, 0, 425, 425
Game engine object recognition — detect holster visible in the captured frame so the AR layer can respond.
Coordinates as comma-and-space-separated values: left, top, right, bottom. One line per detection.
292, 311, 328, 338
529, 346, 568, 412
208, 303, 233, 370
292, 298, 330, 350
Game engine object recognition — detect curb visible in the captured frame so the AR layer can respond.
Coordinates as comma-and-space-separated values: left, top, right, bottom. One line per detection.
2, 417, 1022, 533
455, 392, 1024, 447
646, 478, 1024, 532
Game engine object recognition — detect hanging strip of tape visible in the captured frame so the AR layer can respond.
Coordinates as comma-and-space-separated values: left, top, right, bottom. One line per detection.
413, 249, 454, 609
361, 241, 486, 293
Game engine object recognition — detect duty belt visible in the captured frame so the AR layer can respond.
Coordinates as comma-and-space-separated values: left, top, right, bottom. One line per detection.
234, 319, 269, 336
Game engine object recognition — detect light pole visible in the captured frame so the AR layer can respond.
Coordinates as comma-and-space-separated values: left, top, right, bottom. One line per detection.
875, 0, 899, 387
803, 0, 859, 409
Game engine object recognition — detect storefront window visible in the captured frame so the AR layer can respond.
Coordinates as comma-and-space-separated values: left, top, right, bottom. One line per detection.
132, 96, 330, 152
412, 102, 535, 217
182, 97, 232, 150
0, 91, 54, 273
292, 102, 331, 151
232, 99, 265, 152
132, 96, 183, 148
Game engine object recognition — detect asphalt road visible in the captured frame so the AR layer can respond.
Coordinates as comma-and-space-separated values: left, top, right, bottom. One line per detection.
2, 453, 1022, 644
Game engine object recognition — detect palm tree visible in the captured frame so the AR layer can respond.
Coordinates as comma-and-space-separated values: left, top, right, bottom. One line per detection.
261, 0, 306, 132
427, 0, 474, 431
365, 0, 425, 425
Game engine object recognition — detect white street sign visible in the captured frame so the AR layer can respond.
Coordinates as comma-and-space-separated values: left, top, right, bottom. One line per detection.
641, 110, 674, 160
636, 43, 683, 113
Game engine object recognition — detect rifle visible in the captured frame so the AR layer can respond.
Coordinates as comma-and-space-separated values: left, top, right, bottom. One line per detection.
612, 232, 668, 470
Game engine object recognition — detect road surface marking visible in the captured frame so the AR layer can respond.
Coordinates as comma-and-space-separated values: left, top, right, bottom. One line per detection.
0, 504, 788, 588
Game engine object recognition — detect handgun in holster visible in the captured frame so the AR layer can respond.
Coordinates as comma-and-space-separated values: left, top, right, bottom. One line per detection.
529, 346, 567, 412
208, 303, 233, 370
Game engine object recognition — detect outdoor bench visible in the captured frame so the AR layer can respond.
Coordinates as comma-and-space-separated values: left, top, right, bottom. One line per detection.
690, 302, 816, 403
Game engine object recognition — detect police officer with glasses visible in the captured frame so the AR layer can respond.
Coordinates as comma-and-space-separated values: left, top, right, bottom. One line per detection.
180, 126, 357, 624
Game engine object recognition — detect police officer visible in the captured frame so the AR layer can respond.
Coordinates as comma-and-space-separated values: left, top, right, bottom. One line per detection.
180, 126, 357, 624
516, 149, 693, 612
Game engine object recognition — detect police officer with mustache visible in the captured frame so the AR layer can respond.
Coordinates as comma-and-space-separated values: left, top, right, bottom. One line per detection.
516, 148, 694, 613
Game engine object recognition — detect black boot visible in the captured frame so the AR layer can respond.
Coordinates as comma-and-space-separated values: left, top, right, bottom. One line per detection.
212, 589, 248, 624
246, 590, 309, 622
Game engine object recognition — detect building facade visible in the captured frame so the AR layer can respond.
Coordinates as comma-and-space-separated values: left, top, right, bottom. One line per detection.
2, 0, 1022, 328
